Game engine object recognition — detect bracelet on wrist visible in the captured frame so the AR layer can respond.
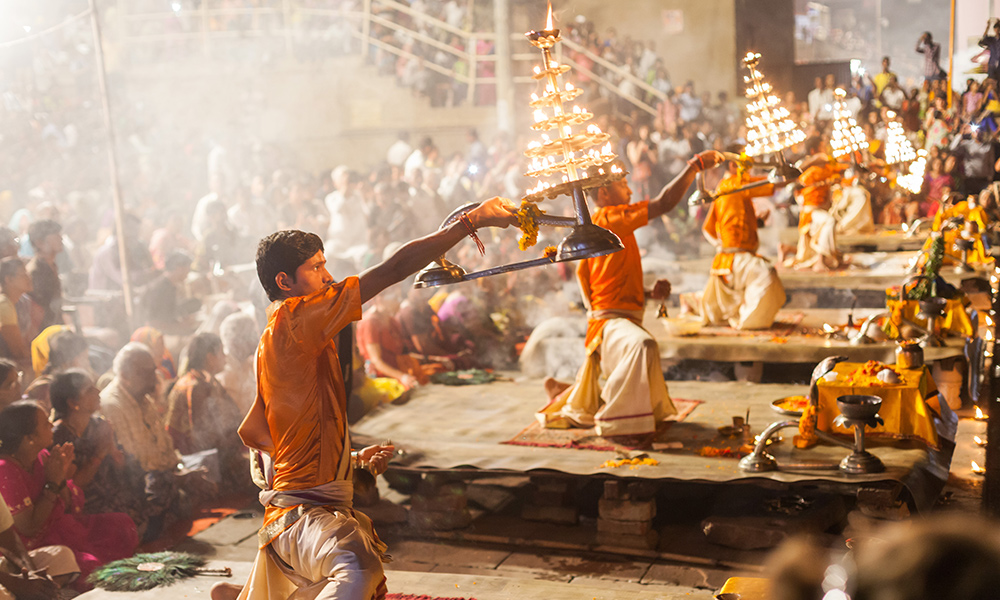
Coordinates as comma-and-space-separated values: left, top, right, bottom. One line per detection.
459, 213, 486, 256
687, 154, 706, 172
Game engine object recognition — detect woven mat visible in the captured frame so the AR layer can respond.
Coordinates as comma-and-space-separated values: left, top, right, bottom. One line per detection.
502, 398, 702, 452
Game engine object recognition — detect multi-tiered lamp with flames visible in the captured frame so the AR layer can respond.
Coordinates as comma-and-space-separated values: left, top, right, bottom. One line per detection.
688, 52, 804, 206
829, 88, 868, 161
414, 3, 624, 288
743, 52, 806, 162
884, 112, 916, 166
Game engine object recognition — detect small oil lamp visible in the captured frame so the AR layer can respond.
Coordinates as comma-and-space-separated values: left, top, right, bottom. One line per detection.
972, 460, 986, 476
975, 406, 988, 421
975, 435, 988, 447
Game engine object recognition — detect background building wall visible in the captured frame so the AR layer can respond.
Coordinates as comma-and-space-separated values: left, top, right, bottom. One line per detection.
549, 0, 739, 96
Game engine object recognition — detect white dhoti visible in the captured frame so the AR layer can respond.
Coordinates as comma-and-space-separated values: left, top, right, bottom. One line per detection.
832, 185, 875, 235
239, 456, 387, 600
793, 208, 841, 269
537, 317, 676, 436
701, 252, 786, 330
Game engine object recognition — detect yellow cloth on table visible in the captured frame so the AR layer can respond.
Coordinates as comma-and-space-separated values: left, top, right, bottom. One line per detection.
925, 201, 992, 266
931, 200, 988, 232
718, 577, 771, 600
883, 296, 974, 339
816, 361, 939, 447
920, 228, 992, 267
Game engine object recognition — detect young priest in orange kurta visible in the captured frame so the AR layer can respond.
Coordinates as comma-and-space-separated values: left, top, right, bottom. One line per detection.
224, 198, 516, 600
696, 156, 786, 330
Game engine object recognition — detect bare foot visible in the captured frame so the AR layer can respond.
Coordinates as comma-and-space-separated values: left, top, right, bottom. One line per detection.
543, 377, 571, 400
211, 582, 243, 600
777, 243, 795, 265
679, 293, 699, 317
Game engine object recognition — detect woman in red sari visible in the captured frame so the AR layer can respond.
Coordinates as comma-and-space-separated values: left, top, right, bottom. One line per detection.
0, 401, 137, 589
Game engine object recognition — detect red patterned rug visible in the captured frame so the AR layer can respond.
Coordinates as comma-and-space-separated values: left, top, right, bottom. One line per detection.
502, 398, 703, 452
387, 596, 476, 600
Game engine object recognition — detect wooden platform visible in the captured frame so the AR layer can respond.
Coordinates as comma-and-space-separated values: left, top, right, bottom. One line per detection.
645, 308, 966, 365
353, 377, 954, 510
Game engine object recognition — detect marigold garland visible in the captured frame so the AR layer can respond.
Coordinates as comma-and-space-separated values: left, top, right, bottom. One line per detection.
600, 457, 660, 469
516, 200, 543, 250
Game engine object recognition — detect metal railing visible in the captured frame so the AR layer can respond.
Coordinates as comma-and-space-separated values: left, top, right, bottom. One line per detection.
113, 0, 660, 115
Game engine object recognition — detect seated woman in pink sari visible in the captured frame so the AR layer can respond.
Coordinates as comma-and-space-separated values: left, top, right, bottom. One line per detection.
0, 401, 138, 589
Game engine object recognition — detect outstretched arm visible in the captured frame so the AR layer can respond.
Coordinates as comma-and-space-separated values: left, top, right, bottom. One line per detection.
359, 197, 517, 303
647, 150, 724, 220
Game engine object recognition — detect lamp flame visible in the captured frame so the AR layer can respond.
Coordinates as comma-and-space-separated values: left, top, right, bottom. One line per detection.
823, 323, 837, 334
972, 460, 986, 475
545, 2, 554, 31
976, 406, 987, 421
975, 435, 987, 447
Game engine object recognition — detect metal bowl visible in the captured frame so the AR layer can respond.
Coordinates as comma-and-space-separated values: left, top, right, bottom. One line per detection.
916, 297, 946, 319
836, 395, 882, 420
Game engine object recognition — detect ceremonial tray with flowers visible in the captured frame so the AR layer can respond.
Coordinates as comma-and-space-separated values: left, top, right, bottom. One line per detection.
771, 395, 809, 416
838, 360, 903, 387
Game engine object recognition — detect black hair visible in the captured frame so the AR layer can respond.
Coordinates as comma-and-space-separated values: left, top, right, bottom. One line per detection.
164, 251, 193, 272
49, 369, 92, 420
0, 401, 45, 455
256, 230, 325, 302
0, 257, 25, 287
0, 227, 17, 248
0, 358, 17, 386
27, 219, 61, 251
179, 332, 223, 375
43, 330, 89, 376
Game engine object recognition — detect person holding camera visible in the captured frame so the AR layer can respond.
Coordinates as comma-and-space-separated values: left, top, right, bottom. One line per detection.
916, 32, 944, 82
980, 19, 1000, 83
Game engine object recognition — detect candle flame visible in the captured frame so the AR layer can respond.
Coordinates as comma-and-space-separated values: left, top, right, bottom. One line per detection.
545, 2, 553, 31
823, 323, 836, 333
972, 460, 985, 474
976, 406, 986, 420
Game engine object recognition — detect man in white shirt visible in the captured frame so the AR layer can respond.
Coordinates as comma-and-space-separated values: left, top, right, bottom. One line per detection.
325, 166, 369, 256
403, 137, 436, 183
385, 132, 412, 167
879, 76, 906, 111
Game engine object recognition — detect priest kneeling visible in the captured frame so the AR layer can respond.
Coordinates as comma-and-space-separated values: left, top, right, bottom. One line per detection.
689, 151, 786, 330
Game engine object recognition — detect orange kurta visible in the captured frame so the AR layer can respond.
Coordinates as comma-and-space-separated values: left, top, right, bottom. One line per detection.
799, 162, 847, 208
703, 172, 773, 274
238, 277, 362, 541
797, 161, 849, 227
577, 201, 648, 351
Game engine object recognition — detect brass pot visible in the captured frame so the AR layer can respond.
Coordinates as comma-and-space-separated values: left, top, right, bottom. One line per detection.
896, 341, 924, 370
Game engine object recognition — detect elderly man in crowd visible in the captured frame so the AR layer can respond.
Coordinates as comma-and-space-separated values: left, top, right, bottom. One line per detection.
100, 343, 215, 538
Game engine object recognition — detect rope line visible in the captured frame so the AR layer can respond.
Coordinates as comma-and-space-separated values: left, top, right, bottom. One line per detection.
0, 9, 93, 51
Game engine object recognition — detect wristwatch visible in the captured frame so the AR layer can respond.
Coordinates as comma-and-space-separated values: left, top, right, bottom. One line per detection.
42, 481, 65, 494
